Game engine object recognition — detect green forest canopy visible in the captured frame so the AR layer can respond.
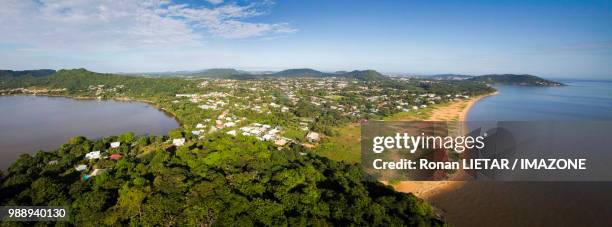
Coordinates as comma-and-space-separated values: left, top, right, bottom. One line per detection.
0, 133, 444, 226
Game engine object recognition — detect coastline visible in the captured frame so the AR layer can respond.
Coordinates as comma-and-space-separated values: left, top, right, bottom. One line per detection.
460, 91, 498, 122
0, 93, 183, 126
390, 91, 498, 200
392, 83, 612, 227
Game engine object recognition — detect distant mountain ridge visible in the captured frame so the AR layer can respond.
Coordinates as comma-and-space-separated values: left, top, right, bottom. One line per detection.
269, 68, 330, 77
266, 68, 389, 81
0, 69, 56, 77
129, 68, 248, 77
422, 73, 563, 86
129, 68, 390, 81
468, 74, 564, 86
191, 68, 249, 77
428, 74, 474, 80
0, 68, 564, 86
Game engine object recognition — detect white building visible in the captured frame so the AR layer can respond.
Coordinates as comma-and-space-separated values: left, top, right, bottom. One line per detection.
227, 130, 237, 136
176, 94, 197, 98
75, 164, 87, 172
268, 128, 281, 135
91, 168, 106, 176
262, 134, 273, 141
274, 138, 288, 146
306, 131, 321, 142
199, 104, 216, 110
173, 138, 186, 146
85, 151, 101, 160
192, 130, 205, 135
110, 142, 120, 148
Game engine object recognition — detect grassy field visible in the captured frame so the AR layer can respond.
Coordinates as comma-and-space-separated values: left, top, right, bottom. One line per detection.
315, 123, 361, 163
315, 99, 475, 163
315, 107, 434, 163
383, 107, 433, 121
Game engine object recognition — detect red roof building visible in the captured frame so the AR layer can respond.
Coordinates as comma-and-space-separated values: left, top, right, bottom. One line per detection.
109, 154, 122, 160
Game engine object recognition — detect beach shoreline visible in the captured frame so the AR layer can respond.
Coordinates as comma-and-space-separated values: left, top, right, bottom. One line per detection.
389, 91, 498, 202
460, 91, 498, 122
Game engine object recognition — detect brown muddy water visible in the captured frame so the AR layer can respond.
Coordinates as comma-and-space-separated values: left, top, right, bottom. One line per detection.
440, 80, 612, 226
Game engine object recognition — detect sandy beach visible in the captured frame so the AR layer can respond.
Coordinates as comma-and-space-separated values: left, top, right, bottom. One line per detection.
389, 91, 612, 227
430, 92, 497, 122
388, 92, 497, 215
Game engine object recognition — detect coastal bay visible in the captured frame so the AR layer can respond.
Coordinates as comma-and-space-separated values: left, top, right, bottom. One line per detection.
0, 95, 179, 169
394, 80, 612, 226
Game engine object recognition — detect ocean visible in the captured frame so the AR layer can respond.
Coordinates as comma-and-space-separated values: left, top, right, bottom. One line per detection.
468, 80, 612, 121
430, 80, 612, 226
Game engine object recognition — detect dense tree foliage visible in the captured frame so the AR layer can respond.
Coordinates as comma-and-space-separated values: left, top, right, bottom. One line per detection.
0, 134, 443, 226
1, 69, 197, 99
0, 69, 56, 77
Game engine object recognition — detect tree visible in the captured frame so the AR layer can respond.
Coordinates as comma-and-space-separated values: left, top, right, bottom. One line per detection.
119, 131, 135, 143
116, 185, 147, 220
168, 129, 184, 139
0, 117, 445, 226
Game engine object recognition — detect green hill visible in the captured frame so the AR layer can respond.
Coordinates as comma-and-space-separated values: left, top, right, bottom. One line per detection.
270, 68, 330, 77
267, 69, 389, 82
469, 74, 564, 86
0, 69, 56, 77
341, 70, 388, 81
0, 134, 443, 226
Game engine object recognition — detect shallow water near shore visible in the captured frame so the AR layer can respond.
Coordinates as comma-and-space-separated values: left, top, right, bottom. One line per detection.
435, 80, 612, 226
0, 95, 179, 169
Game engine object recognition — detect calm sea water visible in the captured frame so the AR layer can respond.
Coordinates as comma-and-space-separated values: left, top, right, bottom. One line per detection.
433, 80, 612, 227
469, 80, 612, 121
0, 96, 179, 169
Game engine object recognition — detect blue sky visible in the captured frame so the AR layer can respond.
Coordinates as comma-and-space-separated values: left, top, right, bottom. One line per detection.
0, 0, 611, 78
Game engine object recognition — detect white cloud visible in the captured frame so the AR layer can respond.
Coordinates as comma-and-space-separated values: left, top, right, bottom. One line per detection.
162, 2, 296, 38
206, 0, 224, 5
0, 0, 296, 53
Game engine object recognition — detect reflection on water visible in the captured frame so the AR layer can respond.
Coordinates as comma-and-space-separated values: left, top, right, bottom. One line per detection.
0, 96, 179, 169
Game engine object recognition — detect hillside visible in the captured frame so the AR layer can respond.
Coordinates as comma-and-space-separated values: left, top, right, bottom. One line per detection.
125, 68, 392, 81
0, 68, 196, 99
428, 74, 473, 80
266, 69, 390, 81
0, 134, 443, 226
0, 69, 56, 77
469, 74, 564, 86
270, 68, 330, 77
0, 68, 493, 127
341, 70, 388, 81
